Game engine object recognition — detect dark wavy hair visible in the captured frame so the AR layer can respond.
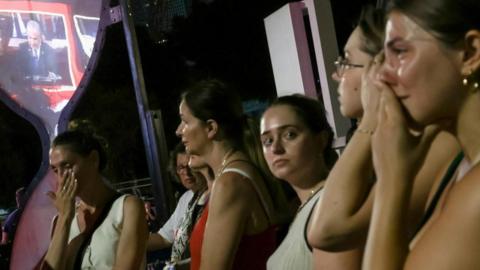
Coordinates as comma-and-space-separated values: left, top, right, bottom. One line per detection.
268, 94, 337, 169
387, 0, 480, 48
357, 4, 386, 57
181, 79, 244, 149
52, 130, 108, 171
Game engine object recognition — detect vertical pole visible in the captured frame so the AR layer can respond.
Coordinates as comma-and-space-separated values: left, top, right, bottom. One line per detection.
119, 0, 170, 222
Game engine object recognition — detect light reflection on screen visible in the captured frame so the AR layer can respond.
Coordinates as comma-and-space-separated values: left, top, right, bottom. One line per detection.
1, 1, 104, 269
74, 15, 100, 58
0, 1, 101, 131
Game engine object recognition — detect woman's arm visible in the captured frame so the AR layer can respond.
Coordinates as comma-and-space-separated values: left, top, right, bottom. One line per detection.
363, 88, 439, 270
313, 248, 363, 270
308, 62, 381, 251
147, 191, 193, 251
309, 198, 363, 270
114, 195, 149, 270
199, 173, 252, 270
146, 233, 171, 251
308, 122, 375, 251
308, 130, 456, 252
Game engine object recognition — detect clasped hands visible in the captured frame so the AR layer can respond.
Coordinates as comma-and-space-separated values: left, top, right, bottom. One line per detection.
360, 52, 440, 184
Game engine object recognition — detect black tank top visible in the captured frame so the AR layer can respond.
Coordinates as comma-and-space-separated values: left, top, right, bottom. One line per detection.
414, 152, 464, 235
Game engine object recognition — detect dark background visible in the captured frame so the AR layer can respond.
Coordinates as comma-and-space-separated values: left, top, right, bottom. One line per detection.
0, 0, 368, 209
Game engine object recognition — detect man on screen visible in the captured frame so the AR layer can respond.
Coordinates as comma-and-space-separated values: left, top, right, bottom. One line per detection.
11, 19, 59, 126
17, 20, 60, 83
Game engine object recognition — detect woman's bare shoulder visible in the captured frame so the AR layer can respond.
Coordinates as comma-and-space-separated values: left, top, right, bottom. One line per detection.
423, 131, 460, 175
122, 195, 145, 218
446, 164, 480, 209
406, 164, 480, 269
416, 132, 460, 207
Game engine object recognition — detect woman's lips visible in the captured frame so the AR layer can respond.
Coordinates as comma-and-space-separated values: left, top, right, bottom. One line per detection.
273, 159, 288, 167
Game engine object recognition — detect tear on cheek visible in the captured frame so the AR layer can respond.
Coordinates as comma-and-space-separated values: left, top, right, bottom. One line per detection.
398, 67, 404, 77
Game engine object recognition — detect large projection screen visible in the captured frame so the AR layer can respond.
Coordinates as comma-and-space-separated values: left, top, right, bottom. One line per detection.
0, 1, 102, 269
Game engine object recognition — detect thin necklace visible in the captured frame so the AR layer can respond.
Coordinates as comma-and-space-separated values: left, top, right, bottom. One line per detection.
297, 181, 325, 213
216, 149, 235, 178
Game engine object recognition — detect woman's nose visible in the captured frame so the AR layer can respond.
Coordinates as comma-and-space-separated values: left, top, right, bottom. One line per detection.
175, 123, 183, 137
272, 139, 285, 155
377, 60, 397, 86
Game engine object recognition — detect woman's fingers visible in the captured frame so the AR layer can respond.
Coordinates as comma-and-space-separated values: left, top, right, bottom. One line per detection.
377, 90, 387, 128
46, 191, 56, 201
59, 169, 73, 192
360, 53, 389, 130
63, 170, 78, 198
55, 169, 77, 199
381, 87, 406, 128
364, 50, 384, 81
373, 50, 385, 65
66, 175, 78, 197
56, 169, 67, 193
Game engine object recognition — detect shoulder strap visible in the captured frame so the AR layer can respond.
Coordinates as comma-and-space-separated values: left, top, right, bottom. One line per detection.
414, 152, 464, 235
222, 163, 273, 223
222, 167, 252, 180
73, 193, 122, 270
303, 190, 323, 252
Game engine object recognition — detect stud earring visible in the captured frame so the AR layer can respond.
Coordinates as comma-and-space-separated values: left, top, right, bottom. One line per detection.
463, 69, 478, 88
462, 69, 480, 93
463, 69, 473, 86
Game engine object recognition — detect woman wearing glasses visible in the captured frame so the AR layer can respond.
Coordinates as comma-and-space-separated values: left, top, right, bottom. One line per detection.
308, 4, 459, 261
147, 143, 207, 268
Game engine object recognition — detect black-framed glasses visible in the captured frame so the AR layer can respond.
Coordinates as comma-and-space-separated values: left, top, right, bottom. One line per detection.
334, 56, 364, 77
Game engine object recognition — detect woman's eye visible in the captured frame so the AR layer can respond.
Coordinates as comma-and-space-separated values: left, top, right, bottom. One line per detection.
284, 131, 297, 140
391, 47, 407, 56
262, 137, 273, 146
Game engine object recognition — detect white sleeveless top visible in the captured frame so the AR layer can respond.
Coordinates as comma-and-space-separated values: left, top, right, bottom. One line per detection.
267, 189, 323, 270
68, 194, 145, 269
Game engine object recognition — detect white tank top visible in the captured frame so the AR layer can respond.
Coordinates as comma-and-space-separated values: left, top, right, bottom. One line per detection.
68, 194, 145, 269
267, 189, 323, 270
